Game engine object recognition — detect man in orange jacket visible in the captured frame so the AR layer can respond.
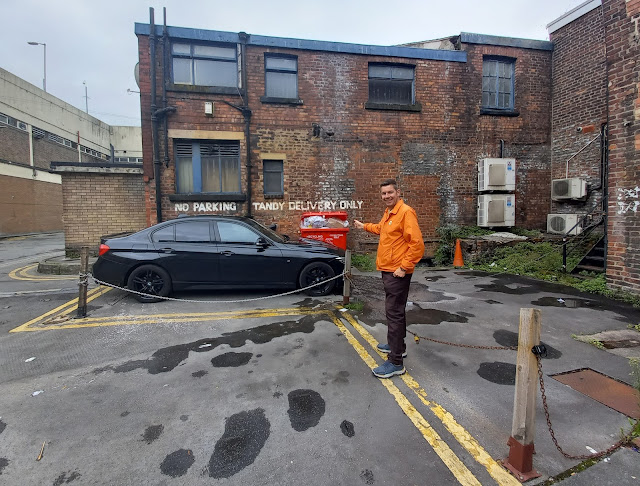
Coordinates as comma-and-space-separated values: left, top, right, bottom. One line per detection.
354, 179, 425, 378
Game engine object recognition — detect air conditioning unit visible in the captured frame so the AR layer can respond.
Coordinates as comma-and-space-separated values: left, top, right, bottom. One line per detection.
478, 158, 516, 191
551, 178, 587, 200
547, 214, 584, 235
478, 194, 516, 227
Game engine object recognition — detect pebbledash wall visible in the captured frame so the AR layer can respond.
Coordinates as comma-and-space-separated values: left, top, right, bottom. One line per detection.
135, 23, 553, 255
548, 0, 640, 293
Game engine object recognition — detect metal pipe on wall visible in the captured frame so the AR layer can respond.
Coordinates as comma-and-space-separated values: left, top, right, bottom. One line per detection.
149, 7, 163, 224
239, 32, 253, 218
162, 8, 170, 169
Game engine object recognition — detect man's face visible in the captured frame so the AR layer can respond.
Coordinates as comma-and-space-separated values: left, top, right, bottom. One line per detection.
380, 184, 400, 208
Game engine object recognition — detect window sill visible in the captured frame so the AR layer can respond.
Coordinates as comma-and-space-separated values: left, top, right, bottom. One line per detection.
365, 102, 422, 112
480, 108, 520, 117
167, 84, 243, 96
169, 193, 247, 202
264, 194, 284, 199
260, 96, 303, 105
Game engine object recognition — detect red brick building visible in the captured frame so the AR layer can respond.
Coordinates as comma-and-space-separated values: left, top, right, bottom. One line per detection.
135, 22, 554, 255
548, 0, 640, 292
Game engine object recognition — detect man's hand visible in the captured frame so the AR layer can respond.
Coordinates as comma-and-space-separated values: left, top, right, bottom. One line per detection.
353, 220, 365, 230
393, 267, 406, 278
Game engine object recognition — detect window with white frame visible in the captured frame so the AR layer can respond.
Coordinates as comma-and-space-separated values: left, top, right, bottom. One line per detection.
175, 141, 241, 194
482, 57, 515, 111
265, 55, 298, 99
172, 43, 238, 88
263, 160, 284, 195
368, 64, 415, 105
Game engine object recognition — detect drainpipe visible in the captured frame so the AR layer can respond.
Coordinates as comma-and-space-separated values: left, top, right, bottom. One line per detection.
162, 8, 170, 168
239, 32, 252, 218
150, 7, 162, 224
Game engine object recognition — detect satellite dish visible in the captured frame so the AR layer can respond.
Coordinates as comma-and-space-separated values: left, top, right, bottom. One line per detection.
134, 62, 140, 88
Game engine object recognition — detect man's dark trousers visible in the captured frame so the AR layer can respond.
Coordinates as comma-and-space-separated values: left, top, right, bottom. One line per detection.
382, 271, 413, 366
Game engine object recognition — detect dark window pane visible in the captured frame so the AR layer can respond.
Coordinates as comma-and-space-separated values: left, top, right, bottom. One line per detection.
263, 160, 283, 194
194, 59, 237, 87
173, 58, 192, 84
482, 59, 514, 109
218, 222, 259, 244
175, 222, 211, 242
152, 225, 175, 242
266, 71, 297, 98
369, 79, 413, 104
266, 57, 296, 71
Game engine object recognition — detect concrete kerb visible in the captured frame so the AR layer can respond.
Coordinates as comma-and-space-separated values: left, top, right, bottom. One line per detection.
37, 255, 97, 275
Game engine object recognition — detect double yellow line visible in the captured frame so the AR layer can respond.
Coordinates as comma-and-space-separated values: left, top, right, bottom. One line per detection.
9, 263, 77, 281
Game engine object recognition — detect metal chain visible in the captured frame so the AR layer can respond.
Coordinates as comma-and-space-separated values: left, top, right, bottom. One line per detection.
89, 271, 346, 304
78, 272, 89, 287
406, 328, 517, 351
536, 355, 628, 460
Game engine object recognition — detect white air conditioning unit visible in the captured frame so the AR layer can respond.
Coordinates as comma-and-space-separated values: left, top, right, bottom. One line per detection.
547, 214, 584, 235
551, 178, 587, 200
478, 194, 516, 227
478, 158, 516, 191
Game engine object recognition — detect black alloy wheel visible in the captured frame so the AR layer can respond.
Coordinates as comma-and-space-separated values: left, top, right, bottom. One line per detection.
299, 261, 336, 296
127, 264, 172, 303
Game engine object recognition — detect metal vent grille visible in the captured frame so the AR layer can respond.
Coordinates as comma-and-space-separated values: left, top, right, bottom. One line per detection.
175, 143, 192, 157
549, 216, 566, 233
32, 127, 46, 138
553, 179, 569, 197
200, 141, 240, 157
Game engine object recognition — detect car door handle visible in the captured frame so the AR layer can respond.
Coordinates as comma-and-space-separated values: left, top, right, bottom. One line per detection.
220, 251, 234, 257
159, 248, 174, 253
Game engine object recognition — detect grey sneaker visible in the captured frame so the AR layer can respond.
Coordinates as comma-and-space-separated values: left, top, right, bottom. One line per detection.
372, 360, 406, 378
376, 343, 407, 358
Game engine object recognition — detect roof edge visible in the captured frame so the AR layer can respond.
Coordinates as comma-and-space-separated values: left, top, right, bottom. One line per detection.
547, 0, 602, 34
134, 23, 467, 63
459, 32, 553, 51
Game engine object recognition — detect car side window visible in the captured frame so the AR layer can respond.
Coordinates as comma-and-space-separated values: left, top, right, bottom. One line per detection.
175, 221, 212, 243
151, 225, 175, 242
217, 221, 260, 244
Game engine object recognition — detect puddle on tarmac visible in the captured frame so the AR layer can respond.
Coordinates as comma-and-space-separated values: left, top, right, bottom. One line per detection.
531, 296, 606, 310
477, 362, 516, 385
142, 425, 164, 444
360, 469, 375, 485
93, 314, 321, 375
0, 458, 8, 475
53, 471, 81, 484
424, 275, 446, 282
0, 420, 5, 434
602, 339, 640, 349
192, 370, 208, 378
475, 283, 538, 295
208, 409, 270, 479
211, 352, 253, 368
120, 411, 129, 417
323, 370, 350, 384
454, 271, 491, 278
340, 420, 355, 437
485, 299, 503, 305
493, 330, 562, 359
180, 415, 188, 422
287, 389, 326, 432
160, 449, 194, 478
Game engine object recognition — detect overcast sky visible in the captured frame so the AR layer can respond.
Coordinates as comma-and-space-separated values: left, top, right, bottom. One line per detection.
0, 0, 582, 127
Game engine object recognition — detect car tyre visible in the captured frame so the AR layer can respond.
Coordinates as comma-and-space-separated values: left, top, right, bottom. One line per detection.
299, 261, 336, 296
127, 264, 172, 303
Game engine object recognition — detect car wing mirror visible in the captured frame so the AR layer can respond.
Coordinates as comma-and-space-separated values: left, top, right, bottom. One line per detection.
269, 223, 278, 231
282, 234, 290, 242
256, 237, 270, 248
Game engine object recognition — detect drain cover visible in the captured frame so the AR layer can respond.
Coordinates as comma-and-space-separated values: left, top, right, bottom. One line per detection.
551, 368, 639, 419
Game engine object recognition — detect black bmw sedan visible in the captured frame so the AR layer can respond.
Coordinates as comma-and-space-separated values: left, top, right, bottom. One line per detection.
93, 216, 345, 302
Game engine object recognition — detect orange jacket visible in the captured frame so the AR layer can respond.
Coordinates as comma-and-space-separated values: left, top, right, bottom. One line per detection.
363, 200, 425, 273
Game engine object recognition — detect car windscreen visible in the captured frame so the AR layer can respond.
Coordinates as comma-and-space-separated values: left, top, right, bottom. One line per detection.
241, 219, 285, 243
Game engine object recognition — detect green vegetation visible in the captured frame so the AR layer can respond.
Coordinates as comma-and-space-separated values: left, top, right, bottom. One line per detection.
627, 323, 640, 332
351, 253, 376, 272
628, 358, 640, 439
344, 300, 364, 312
433, 225, 494, 266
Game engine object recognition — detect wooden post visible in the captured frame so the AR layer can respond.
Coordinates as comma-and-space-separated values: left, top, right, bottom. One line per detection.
342, 250, 351, 305
76, 246, 89, 318
504, 308, 541, 482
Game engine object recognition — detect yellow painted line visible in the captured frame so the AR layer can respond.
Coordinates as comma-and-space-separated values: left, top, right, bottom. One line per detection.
9, 287, 112, 333
340, 310, 520, 486
11, 305, 323, 332
9, 263, 77, 281
328, 312, 482, 486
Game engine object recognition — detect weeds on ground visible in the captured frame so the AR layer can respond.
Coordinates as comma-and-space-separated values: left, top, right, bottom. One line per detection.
574, 274, 640, 307
351, 253, 376, 272
433, 225, 493, 266
344, 300, 364, 312
627, 358, 640, 439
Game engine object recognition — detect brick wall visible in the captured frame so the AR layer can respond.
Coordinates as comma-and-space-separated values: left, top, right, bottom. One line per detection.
603, 0, 640, 292
549, 5, 607, 216
59, 172, 146, 256
0, 174, 62, 234
138, 33, 553, 253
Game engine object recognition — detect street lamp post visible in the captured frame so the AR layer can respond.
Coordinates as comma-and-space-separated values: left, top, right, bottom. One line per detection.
83, 81, 88, 113
27, 41, 46, 92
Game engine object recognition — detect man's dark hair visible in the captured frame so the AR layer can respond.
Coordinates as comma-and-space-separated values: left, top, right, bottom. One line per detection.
380, 179, 398, 189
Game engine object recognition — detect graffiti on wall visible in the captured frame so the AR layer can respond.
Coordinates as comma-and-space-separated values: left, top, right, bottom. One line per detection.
174, 200, 364, 213
617, 187, 640, 214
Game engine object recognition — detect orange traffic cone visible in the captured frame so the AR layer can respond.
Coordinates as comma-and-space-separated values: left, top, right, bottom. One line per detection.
453, 239, 464, 268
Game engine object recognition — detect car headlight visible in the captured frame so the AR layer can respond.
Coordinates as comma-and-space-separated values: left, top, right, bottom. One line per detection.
335, 257, 345, 264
